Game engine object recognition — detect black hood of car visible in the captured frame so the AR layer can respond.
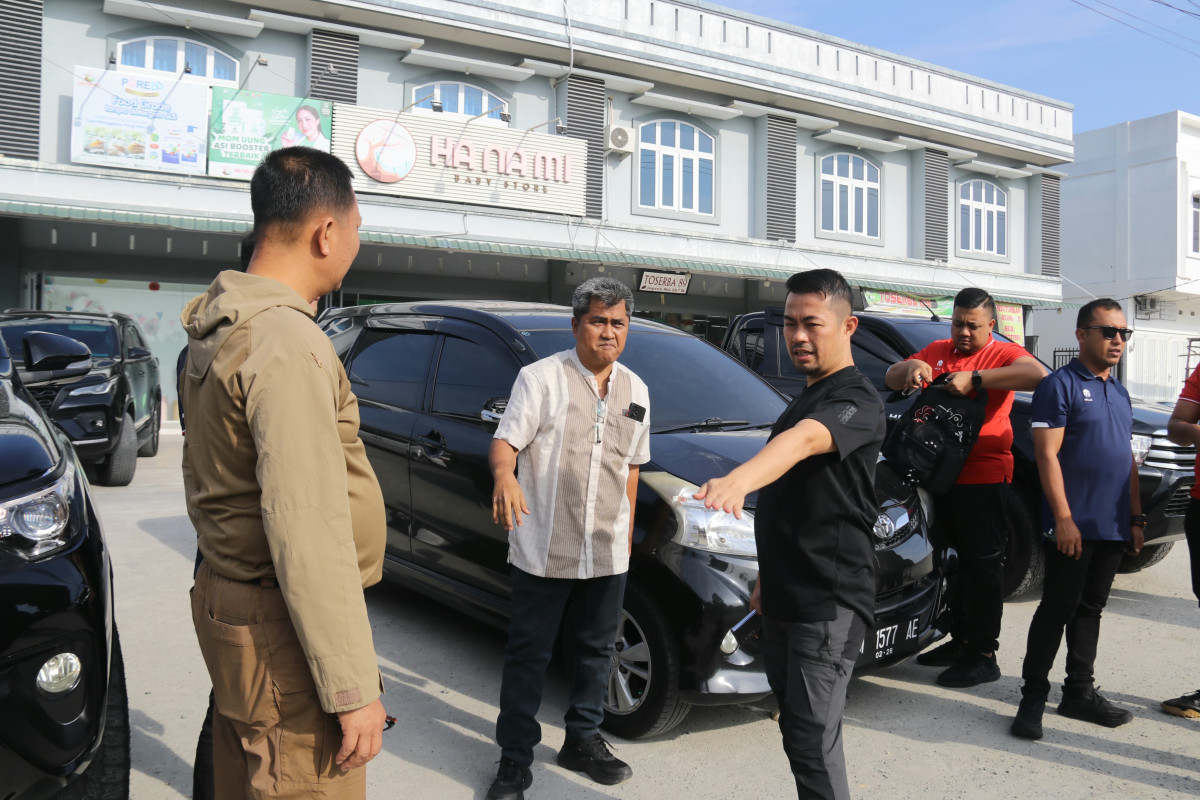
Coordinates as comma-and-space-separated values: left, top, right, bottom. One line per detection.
0, 380, 59, 487
647, 428, 770, 508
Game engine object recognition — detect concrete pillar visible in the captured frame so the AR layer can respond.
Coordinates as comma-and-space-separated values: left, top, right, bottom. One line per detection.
0, 218, 23, 309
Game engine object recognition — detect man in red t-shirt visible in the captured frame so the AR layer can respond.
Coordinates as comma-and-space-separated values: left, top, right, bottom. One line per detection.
885, 287, 1045, 688
1159, 364, 1200, 719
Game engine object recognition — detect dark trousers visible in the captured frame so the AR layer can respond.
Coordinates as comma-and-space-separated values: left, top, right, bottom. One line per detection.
943, 482, 1010, 654
193, 690, 215, 800
762, 607, 866, 800
496, 567, 627, 767
1020, 539, 1126, 702
1187, 499, 1200, 605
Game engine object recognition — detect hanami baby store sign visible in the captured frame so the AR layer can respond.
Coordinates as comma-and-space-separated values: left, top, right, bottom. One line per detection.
333, 104, 588, 216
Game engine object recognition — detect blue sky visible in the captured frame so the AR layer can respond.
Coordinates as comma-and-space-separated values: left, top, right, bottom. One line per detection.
715, 0, 1200, 133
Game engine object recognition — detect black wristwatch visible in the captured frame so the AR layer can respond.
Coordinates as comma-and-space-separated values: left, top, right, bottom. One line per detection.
971, 371, 983, 390
1131, 514, 1148, 528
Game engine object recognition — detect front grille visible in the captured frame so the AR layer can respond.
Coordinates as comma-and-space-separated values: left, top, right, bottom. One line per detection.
874, 501, 922, 552
28, 386, 58, 413
1145, 432, 1196, 470
1166, 480, 1195, 517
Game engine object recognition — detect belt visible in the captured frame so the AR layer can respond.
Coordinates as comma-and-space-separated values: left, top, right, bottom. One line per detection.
197, 553, 278, 588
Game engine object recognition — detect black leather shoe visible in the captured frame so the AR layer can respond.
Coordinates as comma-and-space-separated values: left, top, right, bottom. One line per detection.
936, 652, 1001, 688
1010, 697, 1045, 740
487, 758, 532, 800
556, 734, 633, 786
1057, 687, 1133, 728
916, 639, 966, 667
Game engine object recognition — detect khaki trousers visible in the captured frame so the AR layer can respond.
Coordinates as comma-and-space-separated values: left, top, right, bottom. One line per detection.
191, 561, 366, 799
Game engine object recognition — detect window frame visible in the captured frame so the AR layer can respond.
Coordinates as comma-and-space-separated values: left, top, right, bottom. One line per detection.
116, 36, 239, 86
956, 178, 1010, 263
814, 151, 884, 247
411, 81, 509, 126
429, 330, 522, 423
1191, 195, 1199, 256
633, 117, 719, 224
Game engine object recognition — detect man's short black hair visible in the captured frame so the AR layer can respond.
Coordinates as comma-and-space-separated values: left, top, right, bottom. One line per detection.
954, 287, 996, 319
785, 269, 854, 315
1076, 297, 1123, 329
238, 229, 256, 271
250, 147, 356, 237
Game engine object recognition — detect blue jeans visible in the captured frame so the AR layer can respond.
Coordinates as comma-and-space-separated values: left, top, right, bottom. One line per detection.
496, 567, 627, 767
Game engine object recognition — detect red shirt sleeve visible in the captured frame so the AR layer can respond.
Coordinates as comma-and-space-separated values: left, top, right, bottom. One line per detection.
990, 340, 1033, 367
1181, 363, 1200, 405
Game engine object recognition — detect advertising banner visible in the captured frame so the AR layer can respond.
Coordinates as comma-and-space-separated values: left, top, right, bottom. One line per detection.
208, 89, 333, 179
862, 290, 955, 319
70, 66, 207, 175
996, 302, 1025, 345
332, 104, 589, 216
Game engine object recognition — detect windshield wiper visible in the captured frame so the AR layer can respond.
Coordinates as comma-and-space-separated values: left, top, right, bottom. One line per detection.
654, 418, 750, 434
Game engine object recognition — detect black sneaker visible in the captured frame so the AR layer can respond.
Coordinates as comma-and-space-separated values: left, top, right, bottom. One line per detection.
556, 734, 633, 786
936, 652, 1001, 688
916, 639, 966, 667
1162, 689, 1200, 719
1057, 687, 1133, 728
487, 758, 532, 800
1010, 697, 1045, 740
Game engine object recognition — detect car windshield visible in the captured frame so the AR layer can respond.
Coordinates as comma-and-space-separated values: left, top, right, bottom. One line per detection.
519, 329, 787, 431
0, 321, 117, 364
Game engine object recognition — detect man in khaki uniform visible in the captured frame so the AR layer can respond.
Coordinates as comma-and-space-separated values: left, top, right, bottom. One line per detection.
181, 147, 387, 799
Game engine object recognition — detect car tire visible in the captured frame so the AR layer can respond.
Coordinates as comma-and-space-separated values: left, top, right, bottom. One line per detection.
97, 414, 137, 487
1002, 487, 1044, 599
1117, 541, 1175, 574
600, 582, 691, 739
55, 628, 130, 800
137, 402, 160, 458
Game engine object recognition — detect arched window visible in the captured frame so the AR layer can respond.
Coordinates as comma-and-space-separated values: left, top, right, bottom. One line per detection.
117, 37, 237, 84
413, 82, 508, 124
959, 179, 1007, 257
819, 153, 880, 238
638, 121, 715, 215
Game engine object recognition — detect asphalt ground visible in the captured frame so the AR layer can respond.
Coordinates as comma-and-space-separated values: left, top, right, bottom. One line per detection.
100, 427, 1199, 799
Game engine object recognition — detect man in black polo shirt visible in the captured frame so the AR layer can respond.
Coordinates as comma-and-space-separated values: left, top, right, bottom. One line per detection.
696, 268, 884, 800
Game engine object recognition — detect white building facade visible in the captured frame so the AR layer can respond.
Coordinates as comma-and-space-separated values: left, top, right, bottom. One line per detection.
1028, 111, 1200, 401
1, 0, 1071, 414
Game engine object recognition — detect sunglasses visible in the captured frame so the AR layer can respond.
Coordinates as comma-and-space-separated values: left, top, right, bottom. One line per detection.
1083, 325, 1133, 342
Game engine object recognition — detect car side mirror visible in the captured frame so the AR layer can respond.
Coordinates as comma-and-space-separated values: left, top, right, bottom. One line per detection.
481, 396, 508, 424
22, 331, 92, 380
127, 346, 152, 360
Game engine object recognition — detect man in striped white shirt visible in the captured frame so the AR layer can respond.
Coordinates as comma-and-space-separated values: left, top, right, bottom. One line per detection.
486, 278, 650, 800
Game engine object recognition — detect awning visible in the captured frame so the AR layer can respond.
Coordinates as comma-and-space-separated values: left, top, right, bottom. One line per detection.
0, 199, 1063, 308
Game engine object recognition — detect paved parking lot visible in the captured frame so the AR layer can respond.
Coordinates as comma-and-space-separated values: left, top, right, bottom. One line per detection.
101, 429, 1198, 798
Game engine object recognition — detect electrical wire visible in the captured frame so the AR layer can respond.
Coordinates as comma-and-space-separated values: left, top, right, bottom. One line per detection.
1087, 0, 1200, 46
1068, 0, 1200, 59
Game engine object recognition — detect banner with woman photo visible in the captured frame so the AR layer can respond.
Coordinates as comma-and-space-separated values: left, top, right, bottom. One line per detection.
208, 88, 333, 179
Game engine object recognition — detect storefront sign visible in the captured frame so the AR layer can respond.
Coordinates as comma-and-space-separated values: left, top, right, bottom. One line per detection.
208, 89, 332, 179
996, 302, 1025, 345
70, 66, 207, 175
333, 104, 588, 216
862, 290, 954, 318
638, 271, 691, 294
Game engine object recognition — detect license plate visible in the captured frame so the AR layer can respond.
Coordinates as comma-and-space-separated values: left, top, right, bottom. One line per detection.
863, 612, 925, 663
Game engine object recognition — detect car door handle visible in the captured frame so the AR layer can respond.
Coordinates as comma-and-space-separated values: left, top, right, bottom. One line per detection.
416, 430, 447, 457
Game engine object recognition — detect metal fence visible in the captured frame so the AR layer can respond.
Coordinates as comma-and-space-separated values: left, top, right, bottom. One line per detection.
1052, 348, 1079, 369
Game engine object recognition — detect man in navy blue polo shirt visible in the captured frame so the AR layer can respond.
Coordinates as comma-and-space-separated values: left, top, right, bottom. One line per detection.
1010, 298, 1145, 740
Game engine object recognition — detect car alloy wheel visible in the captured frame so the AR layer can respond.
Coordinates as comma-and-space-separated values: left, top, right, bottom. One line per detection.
607, 609, 652, 715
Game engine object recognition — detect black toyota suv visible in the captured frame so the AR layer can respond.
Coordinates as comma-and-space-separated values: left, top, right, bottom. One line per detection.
0, 310, 162, 487
723, 309, 1195, 596
0, 329, 129, 799
319, 301, 946, 738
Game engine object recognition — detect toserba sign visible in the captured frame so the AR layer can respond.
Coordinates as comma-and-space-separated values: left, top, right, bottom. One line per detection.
333, 104, 588, 216
638, 271, 691, 294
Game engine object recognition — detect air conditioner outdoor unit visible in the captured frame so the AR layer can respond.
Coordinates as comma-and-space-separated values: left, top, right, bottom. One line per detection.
605, 125, 635, 156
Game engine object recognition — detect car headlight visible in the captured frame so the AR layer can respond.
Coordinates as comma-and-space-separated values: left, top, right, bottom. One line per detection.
68, 376, 117, 398
641, 471, 758, 557
1132, 434, 1152, 467
0, 463, 76, 560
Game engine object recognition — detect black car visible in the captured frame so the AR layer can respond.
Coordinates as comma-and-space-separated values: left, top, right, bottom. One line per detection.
319, 301, 945, 738
723, 309, 1195, 596
0, 310, 162, 487
0, 329, 129, 799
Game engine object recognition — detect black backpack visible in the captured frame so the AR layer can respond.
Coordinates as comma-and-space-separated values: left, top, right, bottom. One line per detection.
881, 374, 988, 494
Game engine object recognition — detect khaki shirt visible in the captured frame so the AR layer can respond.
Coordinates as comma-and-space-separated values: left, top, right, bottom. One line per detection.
181, 271, 385, 713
